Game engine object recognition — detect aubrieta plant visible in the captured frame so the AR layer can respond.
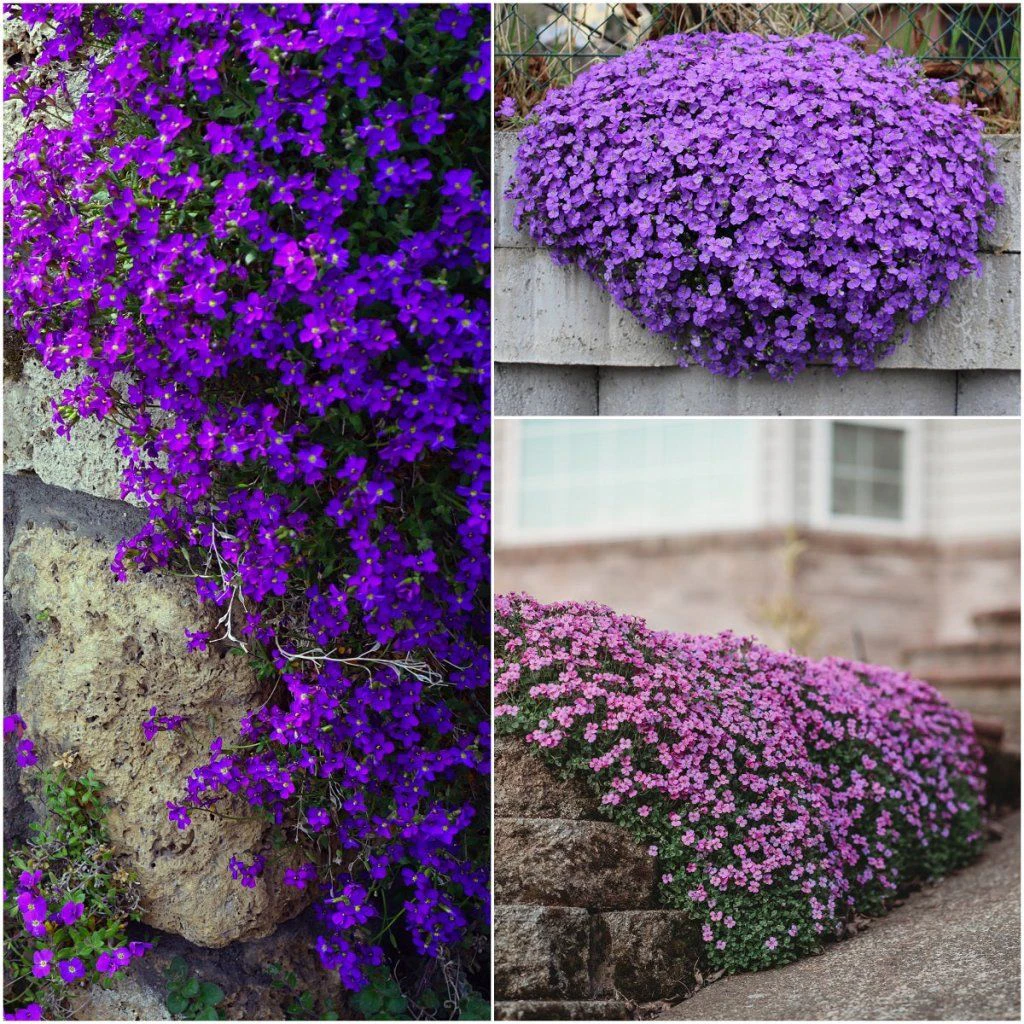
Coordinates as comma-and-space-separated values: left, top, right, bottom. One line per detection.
3, 720, 148, 1021
507, 33, 1005, 379
5, 1, 490, 1010
495, 595, 987, 974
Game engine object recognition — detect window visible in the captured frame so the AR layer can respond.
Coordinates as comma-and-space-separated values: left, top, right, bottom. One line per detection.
509, 419, 762, 542
830, 423, 904, 520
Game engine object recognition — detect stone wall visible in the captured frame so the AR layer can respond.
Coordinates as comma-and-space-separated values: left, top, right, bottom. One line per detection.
495, 131, 1022, 416
494, 736, 700, 1021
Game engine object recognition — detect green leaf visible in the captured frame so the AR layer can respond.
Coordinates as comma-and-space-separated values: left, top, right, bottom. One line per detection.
459, 994, 490, 1021
199, 982, 225, 1005
353, 989, 383, 1015
166, 992, 188, 1015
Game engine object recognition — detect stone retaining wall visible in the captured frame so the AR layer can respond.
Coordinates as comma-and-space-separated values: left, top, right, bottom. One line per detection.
495, 131, 1022, 416
494, 736, 700, 1021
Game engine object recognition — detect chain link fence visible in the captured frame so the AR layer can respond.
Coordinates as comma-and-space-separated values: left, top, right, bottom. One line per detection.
495, 3, 1021, 130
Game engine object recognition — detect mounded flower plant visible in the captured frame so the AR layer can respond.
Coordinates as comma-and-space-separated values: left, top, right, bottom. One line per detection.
5, 2, 490, 1015
495, 594, 987, 974
507, 32, 1005, 379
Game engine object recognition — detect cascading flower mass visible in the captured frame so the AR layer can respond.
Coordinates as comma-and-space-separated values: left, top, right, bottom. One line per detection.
5, 1, 490, 1000
508, 32, 1004, 379
495, 594, 987, 974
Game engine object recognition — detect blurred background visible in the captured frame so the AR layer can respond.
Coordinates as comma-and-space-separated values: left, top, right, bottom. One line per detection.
495, 2, 1021, 131
495, 418, 1021, 751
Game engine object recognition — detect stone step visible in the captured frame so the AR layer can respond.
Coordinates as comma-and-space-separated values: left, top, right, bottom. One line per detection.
496, 1001, 633, 1021
495, 905, 591, 1001
495, 734, 601, 820
495, 817, 656, 910
591, 910, 701, 1003
940, 685, 1020, 748
972, 607, 1021, 645
903, 639, 1020, 688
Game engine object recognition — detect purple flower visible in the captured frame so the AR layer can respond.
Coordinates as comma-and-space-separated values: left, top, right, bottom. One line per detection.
57, 899, 84, 927
31, 949, 53, 979
57, 957, 85, 984
15, 739, 37, 768
4, 1006, 43, 1021
4, 1, 490, 997
3, 714, 26, 737
306, 806, 330, 832
166, 801, 192, 830
95, 951, 118, 975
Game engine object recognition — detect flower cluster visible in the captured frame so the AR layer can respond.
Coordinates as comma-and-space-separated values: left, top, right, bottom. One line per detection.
5, 2, 490, 1000
3, 731, 147, 1020
507, 33, 1004, 379
495, 594, 987, 973
4, 715, 37, 768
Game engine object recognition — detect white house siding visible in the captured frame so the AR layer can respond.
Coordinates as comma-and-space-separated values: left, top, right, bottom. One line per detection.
924, 421, 1021, 539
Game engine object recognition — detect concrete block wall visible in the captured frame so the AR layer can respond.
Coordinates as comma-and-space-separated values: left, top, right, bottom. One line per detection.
495, 132, 1022, 416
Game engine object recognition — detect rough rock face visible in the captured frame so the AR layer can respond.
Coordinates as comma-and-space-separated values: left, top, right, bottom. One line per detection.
494, 905, 590, 1000
495, 1001, 632, 1021
495, 817, 656, 909
4, 359, 133, 504
495, 734, 601, 819
5, 520, 308, 947
70, 975, 171, 1022
592, 911, 700, 1002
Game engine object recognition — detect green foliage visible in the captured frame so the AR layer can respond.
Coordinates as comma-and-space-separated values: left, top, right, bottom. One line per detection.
264, 961, 341, 1020
2, 761, 144, 1019
456, 991, 491, 1020
164, 956, 225, 1020
351, 965, 411, 1020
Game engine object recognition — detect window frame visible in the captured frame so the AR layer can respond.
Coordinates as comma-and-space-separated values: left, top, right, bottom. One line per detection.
809, 419, 924, 536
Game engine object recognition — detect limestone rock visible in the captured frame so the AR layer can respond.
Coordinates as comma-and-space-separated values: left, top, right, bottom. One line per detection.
4, 359, 132, 504
592, 910, 700, 1002
495, 818, 656, 910
70, 973, 171, 1021
494, 905, 590, 1001
5, 522, 308, 947
494, 734, 600, 819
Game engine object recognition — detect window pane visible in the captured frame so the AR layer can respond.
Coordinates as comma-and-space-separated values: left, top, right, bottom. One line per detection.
872, 429, 904, 473
832, 476, 857, 515
517, 420, 758, 537
833, 423, 859, 466
871, 480, 903, 519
